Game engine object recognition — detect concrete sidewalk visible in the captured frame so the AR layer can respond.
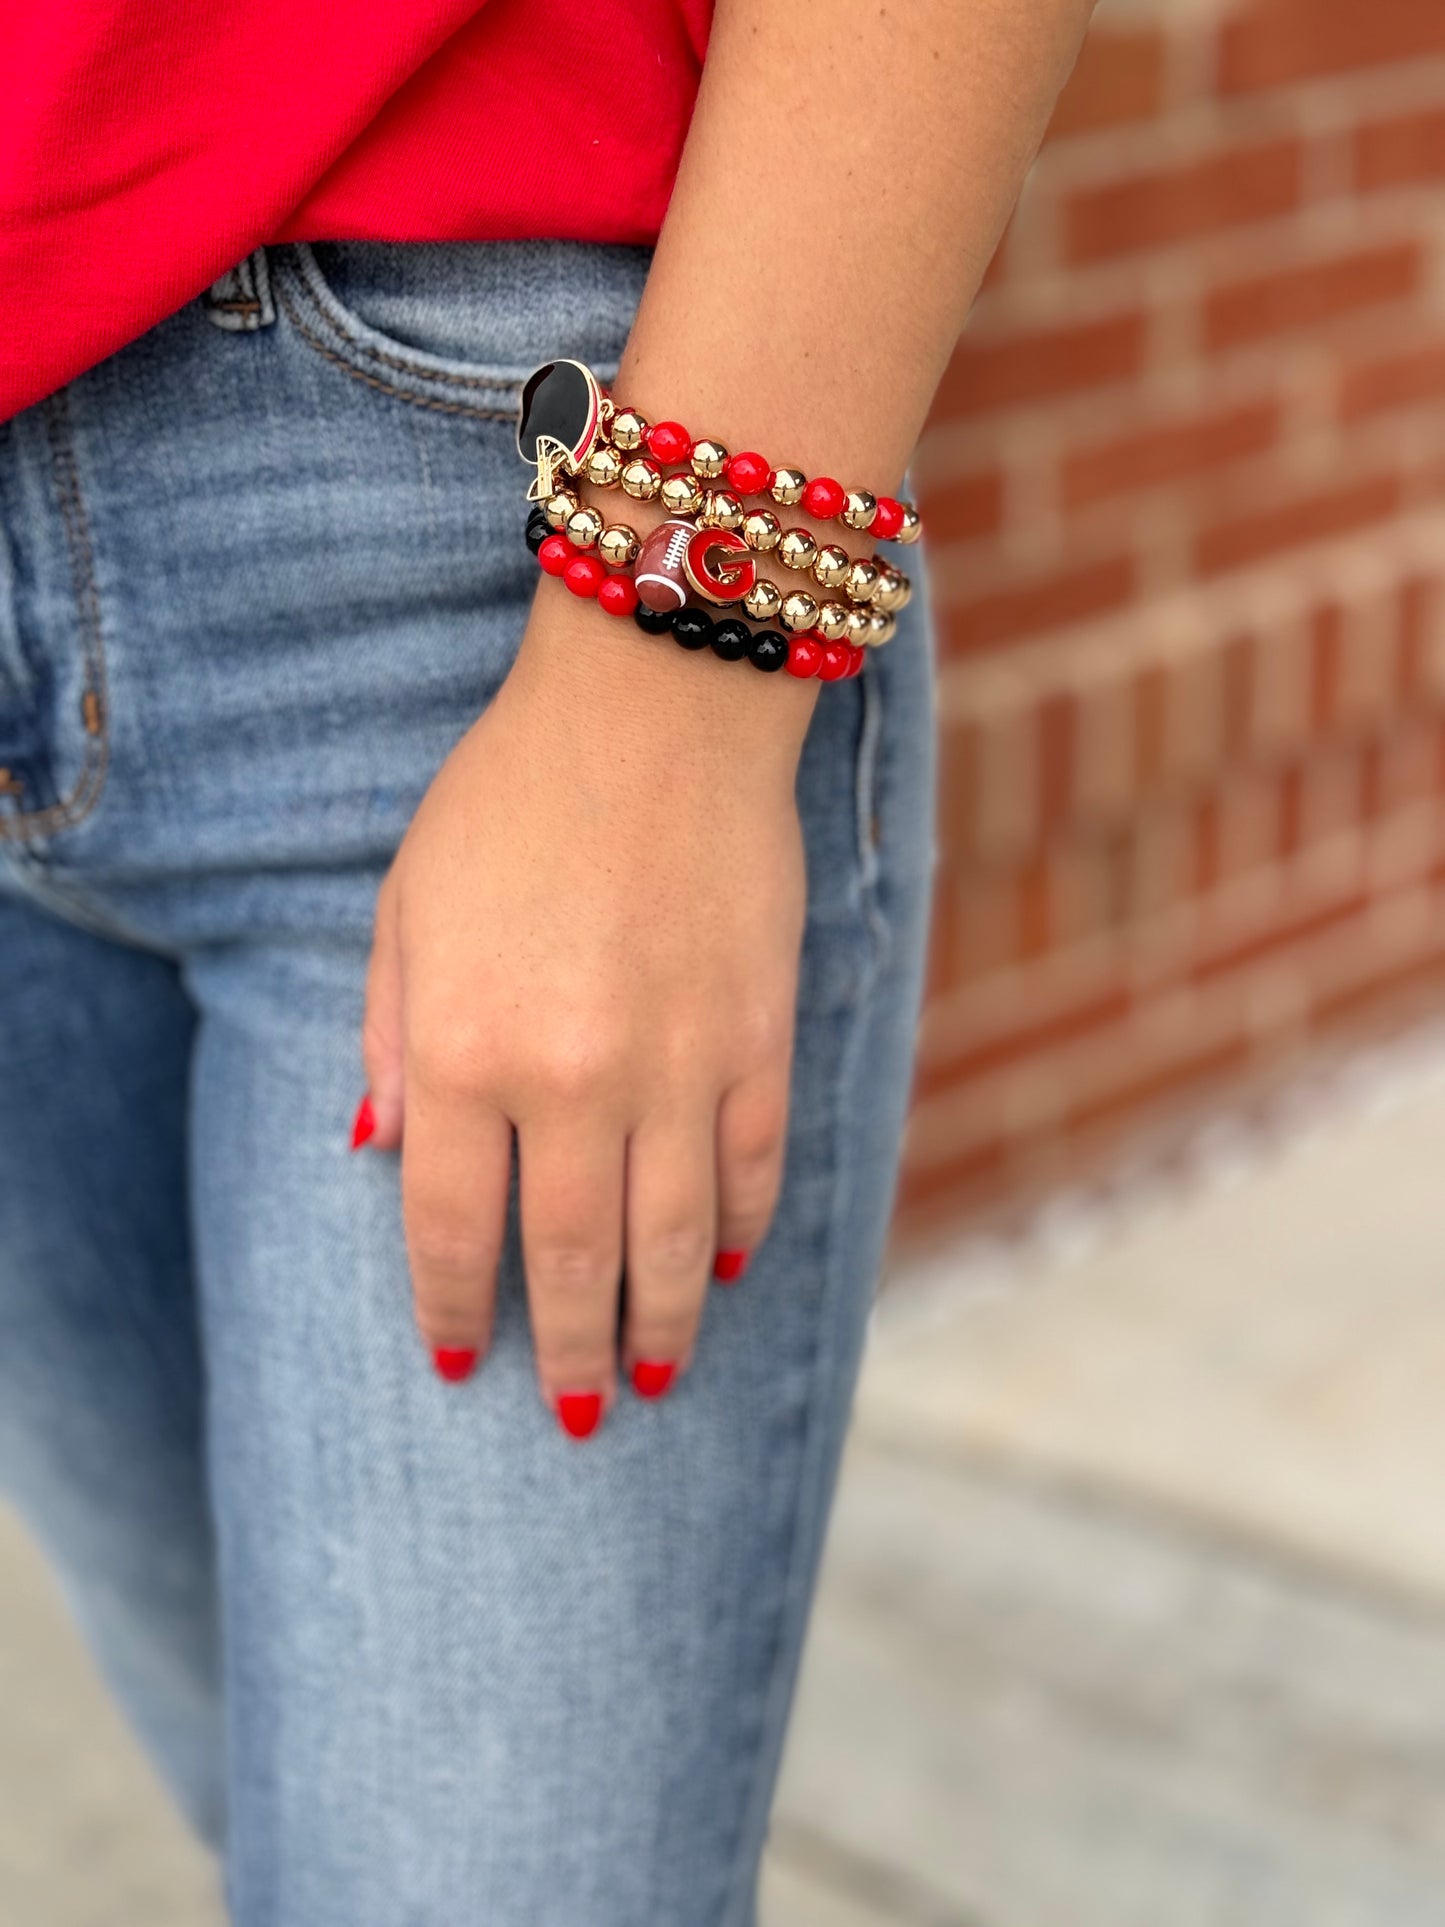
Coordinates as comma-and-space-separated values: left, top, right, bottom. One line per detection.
6, 1037, 1445, 1924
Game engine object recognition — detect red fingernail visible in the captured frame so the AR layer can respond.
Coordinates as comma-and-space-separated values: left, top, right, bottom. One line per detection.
350, 1094, 376, 1151
713, 1249, 749, 1284
431, 1347, 478, 1384
631, 1359, 677, 1400
556, 1392, 604, 1440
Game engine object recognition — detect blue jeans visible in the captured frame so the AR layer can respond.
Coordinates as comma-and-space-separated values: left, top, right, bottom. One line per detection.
0, 241, 935, 1925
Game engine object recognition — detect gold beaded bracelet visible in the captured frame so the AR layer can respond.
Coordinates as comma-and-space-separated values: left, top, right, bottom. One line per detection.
545, 477, 913, 612
540, 484, 907, 644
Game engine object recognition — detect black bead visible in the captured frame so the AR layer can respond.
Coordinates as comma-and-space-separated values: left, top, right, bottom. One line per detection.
748, 628, 789, 672
711, 618, 752, 662
524, 511, 551, 556
671, 606, 716, 651
633, 603, 675, 636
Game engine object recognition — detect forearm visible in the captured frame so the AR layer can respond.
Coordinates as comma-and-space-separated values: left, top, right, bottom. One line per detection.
620, 0, 1094, 497
518, 0, 1091, 759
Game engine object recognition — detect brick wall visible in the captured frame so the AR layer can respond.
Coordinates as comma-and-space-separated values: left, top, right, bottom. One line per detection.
900, 0, 1445, 1240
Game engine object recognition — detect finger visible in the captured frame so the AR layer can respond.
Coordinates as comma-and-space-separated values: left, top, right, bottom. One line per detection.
357, 872, 405, 1151
518, 1119, 625, 1435
622, 1108, 717, 1398
713, 1066, 790, 1285
401, 1063, 512, 1373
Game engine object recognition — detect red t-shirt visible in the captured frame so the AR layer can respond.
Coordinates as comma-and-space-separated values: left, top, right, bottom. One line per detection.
0, 0, 713, 421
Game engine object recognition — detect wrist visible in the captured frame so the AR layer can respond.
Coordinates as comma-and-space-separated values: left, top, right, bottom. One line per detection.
505, 589, 818, 794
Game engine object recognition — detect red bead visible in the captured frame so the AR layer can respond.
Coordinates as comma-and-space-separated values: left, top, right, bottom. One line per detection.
597, 574, 639, 618
818, 640, 852, 682
871, 496, 905, 541
726, 450, 772, 495
801, 476, 845, 520
785, 635, 823, 679
647, 420, 693, 464
563, 554, 606, 597
537, 533, 572, 577
845, 643, 867, 677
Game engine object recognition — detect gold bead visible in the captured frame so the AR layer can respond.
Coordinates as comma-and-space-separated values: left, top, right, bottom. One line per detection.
597, 523, 640, 568
866, 610, 896, 647
691, 438, 729, 480
565, 505, 604, 549
544, 489, 579, 531
873, 567, 912, 613
842, 488, 877, 531
660, 473, 703, 516
816, 601, 852, 642
843, 557, 880, 603
700, 489, 745, 531
584, 444, 624, 488
896, 503, 923, 545
742, 509, 782, 551
610, 408, 649, 453
620, 458, 662, 502
743, 578, 783, 622
780, 589, 820, 634
770, 465, 806, 507
812, 543, 851, 589
777, 528, 818, 573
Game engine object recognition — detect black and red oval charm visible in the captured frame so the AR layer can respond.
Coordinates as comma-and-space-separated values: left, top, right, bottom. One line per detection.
516, 360, 603, 498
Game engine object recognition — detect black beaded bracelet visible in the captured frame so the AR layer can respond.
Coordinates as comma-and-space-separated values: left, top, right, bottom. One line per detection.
527, 507, 863, 681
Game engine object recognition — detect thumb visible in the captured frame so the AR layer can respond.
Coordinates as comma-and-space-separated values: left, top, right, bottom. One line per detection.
357, 871, 405, 1152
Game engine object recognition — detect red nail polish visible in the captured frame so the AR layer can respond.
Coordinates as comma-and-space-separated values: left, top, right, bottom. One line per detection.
713, 1249, 749, 1284
631, 1359, 676, 1400
556, 1392, 603, 1440
431, 1347, 478, 1384
350, 1094, 376, 1151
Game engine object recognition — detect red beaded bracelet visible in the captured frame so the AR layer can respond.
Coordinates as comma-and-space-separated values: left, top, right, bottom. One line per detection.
527, 510, 869, 682
516, 359, 922, 545
601, 409, 920, 545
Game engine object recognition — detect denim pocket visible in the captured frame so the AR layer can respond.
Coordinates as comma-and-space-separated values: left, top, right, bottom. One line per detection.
272, 241, 650, 423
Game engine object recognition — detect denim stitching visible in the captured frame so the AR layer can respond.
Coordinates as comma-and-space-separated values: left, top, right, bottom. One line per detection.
0, 391, 110, 842
281, 247, 523, 398
276, 279, 518, 422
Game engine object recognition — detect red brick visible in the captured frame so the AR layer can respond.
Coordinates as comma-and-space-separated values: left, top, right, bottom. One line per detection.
894, 1137, 1010, 1223
1038, 693, 1076, 834
1194, 474, 1403, 577
1339, 341, 1445, 421
1201, 799, 1236, 895
1309, 601, 1345, 732
933, 311, 1147, 420
1017, 856, 1053, 961
1219, 0, 1445, 94
1067, 1032, 1253, 1139
924, 469, 1005, 544
1062, 399, 1281, 509
944, 555, 1136, 653
1047, 27, 1168, 140
1203, 243, 1422, 353
1356, 104, 1445, 191
1397, 575, 1435, 703
915, 986, 1133, 1097
1065, 139, 1302, 265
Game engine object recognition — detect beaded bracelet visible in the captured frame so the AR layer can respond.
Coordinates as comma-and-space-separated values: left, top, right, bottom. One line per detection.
516, 358, 923, 545
526, 508, 871, 682
538, 482, 913, 617
597, 413, 921, 546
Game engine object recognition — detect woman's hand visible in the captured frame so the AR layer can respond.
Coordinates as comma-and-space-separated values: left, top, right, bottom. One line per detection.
359, 591, 815, 1432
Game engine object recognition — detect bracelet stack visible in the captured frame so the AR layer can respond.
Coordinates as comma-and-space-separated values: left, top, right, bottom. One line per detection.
516, 359, 921, 683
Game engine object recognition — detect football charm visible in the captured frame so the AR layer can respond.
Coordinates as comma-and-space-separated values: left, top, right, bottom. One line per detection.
516, 360, 604, 500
